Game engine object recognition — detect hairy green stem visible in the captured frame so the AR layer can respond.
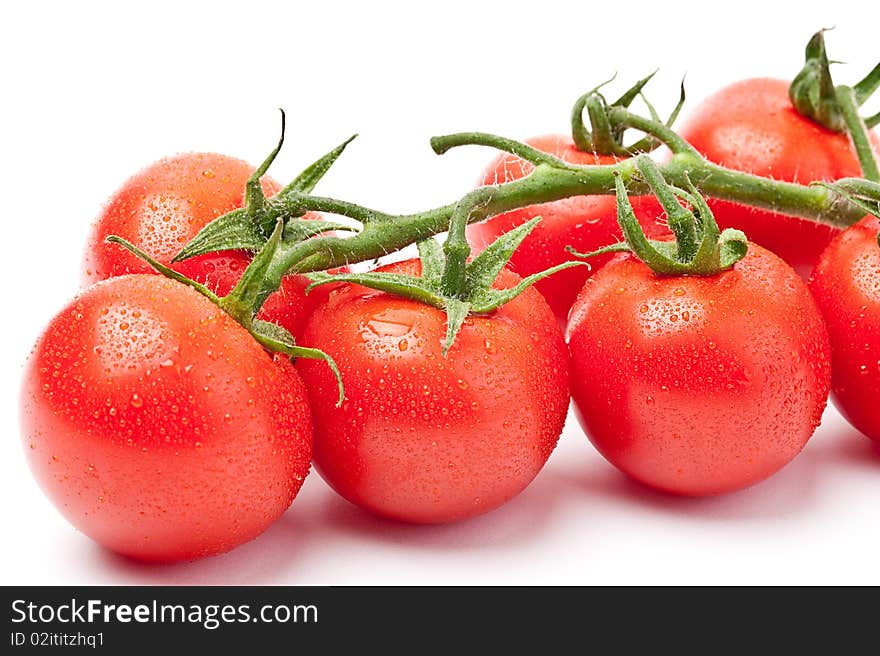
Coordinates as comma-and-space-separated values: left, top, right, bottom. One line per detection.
836, 85, 880, 182
267, 156, 858, 283
608, 107, 699, 156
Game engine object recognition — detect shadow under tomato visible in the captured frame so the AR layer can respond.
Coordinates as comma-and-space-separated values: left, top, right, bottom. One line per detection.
805, 425, 880, 469
555, 445, 822, 523
87, 502, 319, 585
562, 419, 880, 522
85, 464, 570, 583
304, 467, 570, 552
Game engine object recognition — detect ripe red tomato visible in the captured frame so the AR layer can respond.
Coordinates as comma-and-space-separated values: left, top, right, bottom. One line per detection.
82, 152, 325, 337
296, 259, 570, 523
20, 275, 312, 562
679, 78, 880, 278
467, 135, 667, 322
567, 244, 831, 496
810, 215, 880, 441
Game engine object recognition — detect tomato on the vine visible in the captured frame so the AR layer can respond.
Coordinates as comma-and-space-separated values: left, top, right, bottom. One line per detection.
679, 78, 880, 277
20, 275, 313, 562
82, 152, 326, 337
567, 243, 831, 496
810, 215, 880, 442
296, 259, 570, 524
466, 135, 667, 322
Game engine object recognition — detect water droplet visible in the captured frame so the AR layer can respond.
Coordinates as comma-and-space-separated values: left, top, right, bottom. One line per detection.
130, 394, 143, 408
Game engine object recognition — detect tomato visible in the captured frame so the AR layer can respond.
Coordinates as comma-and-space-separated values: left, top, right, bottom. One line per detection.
810, 215, 880, 441
567, 244, 831, 496
679, 78, 880, 278
466, 135, 667, 322
82, 152, 325, 337
296, 259, 570, 523
20, 275, 312, 562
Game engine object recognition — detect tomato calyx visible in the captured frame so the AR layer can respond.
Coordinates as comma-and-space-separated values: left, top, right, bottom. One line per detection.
815, 178, 880, 244
569, 155, 748, 276
789, 30, 880, 140
107, 221, 345, 404
105, 114, 353, 404
172, 111, 357, 263
307, 217, 584, 355
570, 72, 686, 156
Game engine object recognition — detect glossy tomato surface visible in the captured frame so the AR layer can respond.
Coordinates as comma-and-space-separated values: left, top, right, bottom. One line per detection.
297, 259, 570, 524
567, 244, 830, 496
679, 78, 880, 278
20, 275, 312, 562
82, 152, 323, 337
810, 215, 880, 441
467, 135, 667, 322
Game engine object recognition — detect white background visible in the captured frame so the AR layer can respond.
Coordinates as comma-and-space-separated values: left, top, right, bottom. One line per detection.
2, 1, 879, 585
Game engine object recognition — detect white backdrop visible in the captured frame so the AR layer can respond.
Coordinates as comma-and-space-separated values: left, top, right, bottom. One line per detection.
2, 1, 879, 585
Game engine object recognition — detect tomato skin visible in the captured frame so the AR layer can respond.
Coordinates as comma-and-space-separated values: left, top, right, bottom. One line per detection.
467, 135, 668, 322
810, 216, 880, 441
20, 275, 312, 562
296, 260, 570, 524
82, 152, 324, 337
679, 78, 880, 278
567, 244, 830, 496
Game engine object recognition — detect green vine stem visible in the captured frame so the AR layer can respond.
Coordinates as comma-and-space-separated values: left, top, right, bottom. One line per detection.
260, 127, 864, 282
173, 107, 876, 333
836, 85, 880, 182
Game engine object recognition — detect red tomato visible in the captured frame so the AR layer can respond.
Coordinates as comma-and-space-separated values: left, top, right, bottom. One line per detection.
296, 259, 570, 524
467, 135, 668, 322
567, 244, 830, 496
82, 152, 325, 337
810, 215, 880, 441
20, 275, 312, 562
679, 78, 880, 278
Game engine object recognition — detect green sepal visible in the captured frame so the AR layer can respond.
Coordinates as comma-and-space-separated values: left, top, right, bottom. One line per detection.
219, 218, 286, 325
107, 232, 346, 405
571, 72, 684, 156
250, 319, 345, 407
568, 156, 748, 276
105, 236, 220, 304
717, 229, 750, 268
469, 260, 586, 313
306, 271, 447, 308
464, 217, 542, 296
441, 298, 471, 356
816, 179, 880, 220
173, 132, 357, 263
628, 79, 686, 154
172, 209, 262, 262
245, 110, 287, 236
417, 238, 446, 285
789, 30, 846, 131
788, 30, 880, 133
278, 134, 358, 198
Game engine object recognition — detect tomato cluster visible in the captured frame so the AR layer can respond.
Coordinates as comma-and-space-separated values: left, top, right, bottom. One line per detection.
18, 57, 880, 564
